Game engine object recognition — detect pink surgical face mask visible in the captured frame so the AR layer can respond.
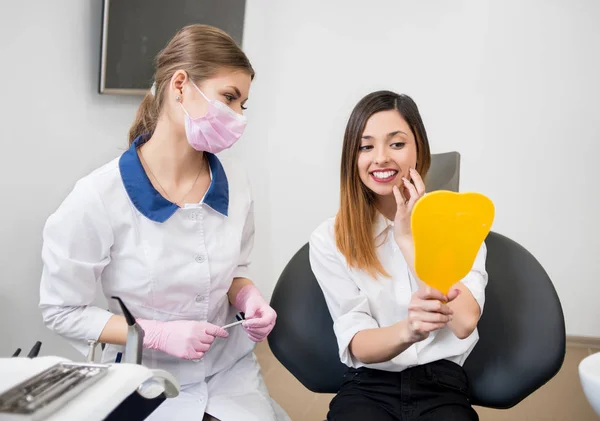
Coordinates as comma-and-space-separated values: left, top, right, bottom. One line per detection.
179, 81, 247, 154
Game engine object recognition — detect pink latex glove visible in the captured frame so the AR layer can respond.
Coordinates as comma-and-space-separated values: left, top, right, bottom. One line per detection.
137, 319, 228, 360
235, 285, 277, 342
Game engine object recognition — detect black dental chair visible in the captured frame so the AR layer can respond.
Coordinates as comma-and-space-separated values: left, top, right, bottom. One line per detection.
267, 151, 566, 411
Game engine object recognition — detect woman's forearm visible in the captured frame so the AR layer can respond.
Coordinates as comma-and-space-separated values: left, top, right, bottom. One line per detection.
446, 284, 481, 339
396, 234, 418, 280
349, 320, 414, 364
98, 315, 128, 345
227, 277, 254, 306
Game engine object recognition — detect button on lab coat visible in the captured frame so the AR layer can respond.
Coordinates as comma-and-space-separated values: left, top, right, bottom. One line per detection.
39, 136, 290, 421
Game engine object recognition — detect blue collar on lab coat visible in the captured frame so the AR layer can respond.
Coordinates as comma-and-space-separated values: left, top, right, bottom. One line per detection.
119, 135, 229, 222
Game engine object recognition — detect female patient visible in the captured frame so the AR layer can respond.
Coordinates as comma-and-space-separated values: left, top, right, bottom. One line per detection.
309, 90, 487, 421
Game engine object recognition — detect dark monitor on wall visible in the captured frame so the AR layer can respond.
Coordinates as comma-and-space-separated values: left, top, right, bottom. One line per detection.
99, 0, 247, 95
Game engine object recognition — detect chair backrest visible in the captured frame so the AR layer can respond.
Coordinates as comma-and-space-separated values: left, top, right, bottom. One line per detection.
268, 232, 566, 407
462, 231, 565, 408
269, 243, 346, 393
425, 151, 460, 192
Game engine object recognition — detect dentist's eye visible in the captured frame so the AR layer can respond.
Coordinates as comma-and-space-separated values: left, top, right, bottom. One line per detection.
224, 94, 235, 103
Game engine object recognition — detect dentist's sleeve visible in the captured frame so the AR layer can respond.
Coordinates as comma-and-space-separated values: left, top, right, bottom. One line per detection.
39, 178, 114, 356
309, 226, 379, 367
232, 198, 254, 281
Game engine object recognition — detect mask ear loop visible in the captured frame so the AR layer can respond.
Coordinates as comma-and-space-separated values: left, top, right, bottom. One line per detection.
176, 93, 192, 117
190, 80, 210, 102
179, 103, 191, 117
181, 76, 210, 118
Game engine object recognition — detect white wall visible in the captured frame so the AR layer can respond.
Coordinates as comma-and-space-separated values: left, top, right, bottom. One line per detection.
0, 0, 139, 359
235, 0, 600, 337
0, 0, 598, 360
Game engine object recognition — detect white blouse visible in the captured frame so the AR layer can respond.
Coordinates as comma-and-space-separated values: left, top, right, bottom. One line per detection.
309, 213, 488, 372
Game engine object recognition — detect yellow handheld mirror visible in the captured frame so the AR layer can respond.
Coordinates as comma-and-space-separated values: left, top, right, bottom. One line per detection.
411, 191, 495, 295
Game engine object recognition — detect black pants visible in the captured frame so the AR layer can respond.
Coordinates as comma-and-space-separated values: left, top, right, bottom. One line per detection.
327, 360, 478, 421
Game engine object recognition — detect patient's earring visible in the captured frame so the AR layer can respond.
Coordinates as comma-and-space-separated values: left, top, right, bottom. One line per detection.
175, 95, 182, 102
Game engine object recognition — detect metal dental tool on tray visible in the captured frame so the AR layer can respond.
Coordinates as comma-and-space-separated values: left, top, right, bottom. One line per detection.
0, 297, 146, 420
0, 362, 109, 420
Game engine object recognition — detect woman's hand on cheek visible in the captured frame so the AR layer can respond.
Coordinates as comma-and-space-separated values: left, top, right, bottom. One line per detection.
392, 168, 426, 244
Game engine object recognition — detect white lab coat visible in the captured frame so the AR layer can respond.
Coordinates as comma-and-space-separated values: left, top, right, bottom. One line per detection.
39, 135, 290, 421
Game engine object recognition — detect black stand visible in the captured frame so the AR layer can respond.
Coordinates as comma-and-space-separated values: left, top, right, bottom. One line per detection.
104, 391, 166, 420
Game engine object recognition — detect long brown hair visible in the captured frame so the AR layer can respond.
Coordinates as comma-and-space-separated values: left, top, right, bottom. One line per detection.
128, 24, 255, 144
335, 91, 431, 278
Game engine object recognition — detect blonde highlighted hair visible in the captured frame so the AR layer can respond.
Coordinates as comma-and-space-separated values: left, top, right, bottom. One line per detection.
335, 91, 431, 278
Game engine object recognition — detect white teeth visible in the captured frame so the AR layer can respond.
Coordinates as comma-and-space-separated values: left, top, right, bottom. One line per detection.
372, 171, 397, 179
